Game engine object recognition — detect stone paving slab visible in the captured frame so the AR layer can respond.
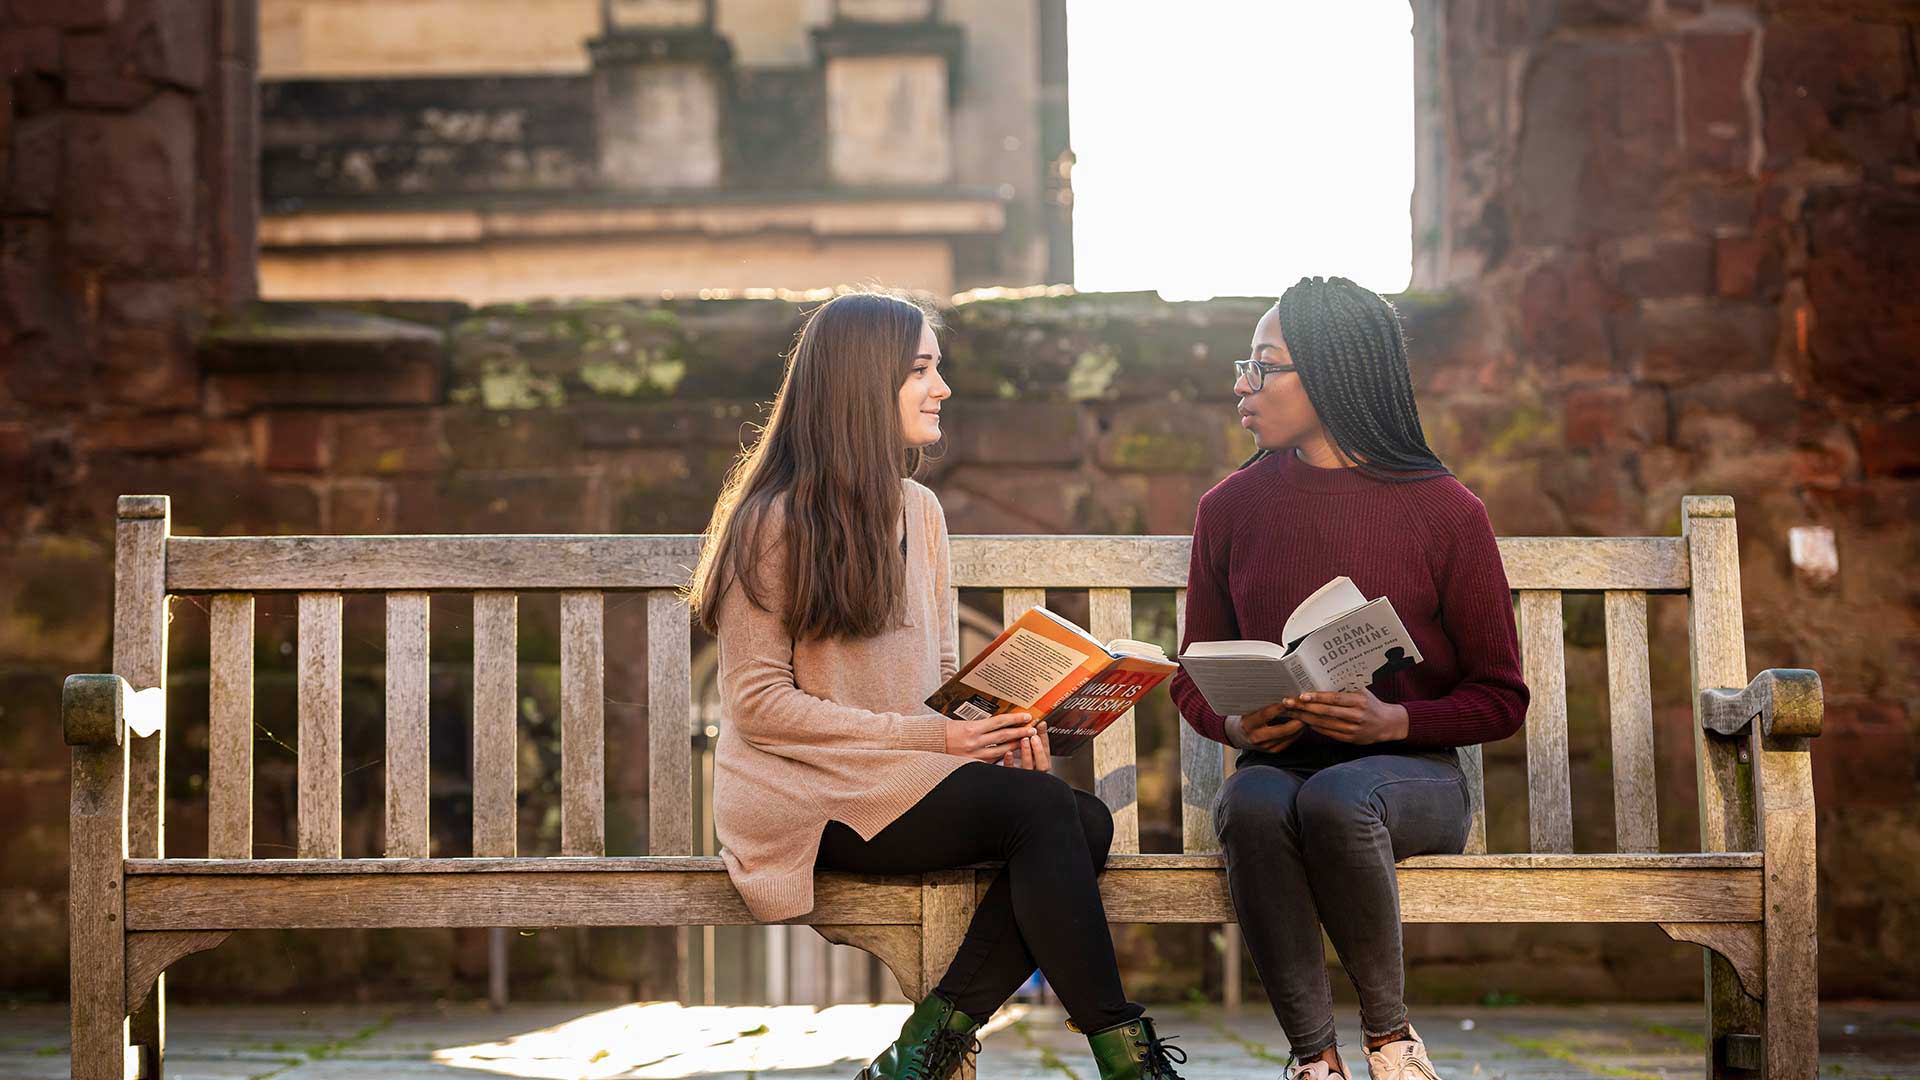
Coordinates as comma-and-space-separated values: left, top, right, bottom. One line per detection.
2, 1001, 1915, 1079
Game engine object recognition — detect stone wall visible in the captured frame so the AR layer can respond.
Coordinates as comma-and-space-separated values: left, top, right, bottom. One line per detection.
3, 285, 1917, 1003
1415, 0, 1920, 998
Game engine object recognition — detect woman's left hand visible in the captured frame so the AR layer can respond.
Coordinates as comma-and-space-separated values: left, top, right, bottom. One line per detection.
1286, 689, 1409, 744
1001, 721, 1053, 771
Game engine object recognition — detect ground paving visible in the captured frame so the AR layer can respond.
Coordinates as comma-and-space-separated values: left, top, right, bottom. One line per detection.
2, 1001, 1915, 1079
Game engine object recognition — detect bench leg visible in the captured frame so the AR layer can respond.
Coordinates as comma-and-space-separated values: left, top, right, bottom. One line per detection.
1758, 737, 1820, 1077
70, 729, 130, 1079
921, 870, 979, 1080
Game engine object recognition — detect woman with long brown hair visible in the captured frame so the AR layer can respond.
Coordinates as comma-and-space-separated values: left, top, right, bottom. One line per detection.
687, 290, 1185, 1080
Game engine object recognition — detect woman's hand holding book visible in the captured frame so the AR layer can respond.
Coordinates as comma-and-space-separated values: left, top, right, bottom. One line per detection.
1239, 703, 1308, 752
945, 711, 1040, 763
1285, 689, 1410, 744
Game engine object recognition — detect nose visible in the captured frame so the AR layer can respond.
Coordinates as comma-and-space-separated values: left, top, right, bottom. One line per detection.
1233, 371, 1253, 397
930, 371, 952, 400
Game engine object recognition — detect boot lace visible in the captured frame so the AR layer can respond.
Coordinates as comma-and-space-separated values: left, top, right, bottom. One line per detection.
1141, 1032, 1187, 1079
907, 1028, 981, 1080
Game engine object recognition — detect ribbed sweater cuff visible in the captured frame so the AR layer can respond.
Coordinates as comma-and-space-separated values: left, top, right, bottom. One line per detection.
896, 714, 950, 753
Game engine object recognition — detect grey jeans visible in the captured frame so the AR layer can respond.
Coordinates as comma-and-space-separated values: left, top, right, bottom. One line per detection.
1214, 749, 1470, 1059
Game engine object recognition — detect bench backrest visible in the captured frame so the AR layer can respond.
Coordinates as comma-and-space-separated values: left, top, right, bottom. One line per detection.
109, 494, 1753, 864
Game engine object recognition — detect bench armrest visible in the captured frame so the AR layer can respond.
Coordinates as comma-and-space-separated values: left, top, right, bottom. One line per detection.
1700, 668, 1823, 739
63, 673, 165, 746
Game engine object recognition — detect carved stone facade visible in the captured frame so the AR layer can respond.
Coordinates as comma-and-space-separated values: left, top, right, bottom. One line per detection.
254, 0, 1072, 301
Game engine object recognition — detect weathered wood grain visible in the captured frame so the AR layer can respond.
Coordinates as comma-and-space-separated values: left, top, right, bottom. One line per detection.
1092, 865, 1761, 923
1519, 591, 1572, 854
648, 591, 693, 857
1459, 744, 1488, 855
126, 931, 230, 1017
472, 592, 518, 858
1174, 588, 1223, 855
207, 594, 254, 859
68, 675, 130, 1080
1605, 591, 1659, 853
166, 533, 1689, 593
1757, 726, 1820, 1075
815, 925, 921, 1003
296, 593, 343, 860
1659, 923, 1763, 1001
114, 496, 169, 866
919, 870, 977, 1003
124, 851, 1763, 874
127, 870, 923, 929
1683, 495, 1763, 1079
168, 534, 705, 591
384, 593, 431, 858
1088, 588, 1139, 854
560, 591, 605, 858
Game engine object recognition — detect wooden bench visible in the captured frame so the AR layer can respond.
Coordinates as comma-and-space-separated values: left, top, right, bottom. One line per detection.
66, 493, 1821, 1079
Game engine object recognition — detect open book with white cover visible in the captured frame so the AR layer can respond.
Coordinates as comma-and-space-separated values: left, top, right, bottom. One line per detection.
1177, 577, 1423, 716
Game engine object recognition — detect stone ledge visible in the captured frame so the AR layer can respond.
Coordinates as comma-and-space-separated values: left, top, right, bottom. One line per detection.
199, 303, 447, 413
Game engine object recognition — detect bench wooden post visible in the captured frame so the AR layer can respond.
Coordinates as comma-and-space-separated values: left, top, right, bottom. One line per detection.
67, 674, 132, 1080
1684, 497, 1767, 1076
114, 495, 170, 1078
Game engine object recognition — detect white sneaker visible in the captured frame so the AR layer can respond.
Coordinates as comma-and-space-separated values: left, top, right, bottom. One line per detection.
1285, 1059, 1342, 1080
1363, 1026, 1442, 1080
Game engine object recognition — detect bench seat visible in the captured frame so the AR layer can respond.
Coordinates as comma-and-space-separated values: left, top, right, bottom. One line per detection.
123, 852, 1764, 931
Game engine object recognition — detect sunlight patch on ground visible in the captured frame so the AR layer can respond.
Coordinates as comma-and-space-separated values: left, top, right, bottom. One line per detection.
429, 1003, 1030, 1079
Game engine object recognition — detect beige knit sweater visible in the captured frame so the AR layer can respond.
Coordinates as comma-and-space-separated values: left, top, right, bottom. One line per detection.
711, 478, 966, 922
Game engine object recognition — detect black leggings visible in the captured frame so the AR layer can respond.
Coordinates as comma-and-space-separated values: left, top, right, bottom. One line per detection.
816, 762, 1142, 1031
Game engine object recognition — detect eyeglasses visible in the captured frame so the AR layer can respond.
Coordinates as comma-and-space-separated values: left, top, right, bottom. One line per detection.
1233, 358, 1298, 392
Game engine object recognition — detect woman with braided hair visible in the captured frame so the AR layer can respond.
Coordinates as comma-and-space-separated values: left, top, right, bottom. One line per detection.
1170, 276, 1529, 1080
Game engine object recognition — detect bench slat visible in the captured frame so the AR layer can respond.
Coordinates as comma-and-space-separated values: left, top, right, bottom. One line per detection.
648, 591, 694, 857
472, 592, 518, 858
123, 851, 1764, 874
1605, 590, 1659, 853
121, 859, 1760, 929
561, 591, 605, 858
1520, 590, 1572, 854
165, 534, 1691, 593
126, 870, 924, 929
1174, 588, 1223, 855
1089, 588, 1139, 854
207, 594, 254, 859
1459, 744, 1488, 854
1001, 588, 1045, 630
385, 593, 431, 858
1095, 866, 1761, 924
296, 592, 343, 859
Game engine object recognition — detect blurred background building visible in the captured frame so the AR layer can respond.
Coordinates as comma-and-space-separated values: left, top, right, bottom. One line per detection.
256, 0, 1073, 302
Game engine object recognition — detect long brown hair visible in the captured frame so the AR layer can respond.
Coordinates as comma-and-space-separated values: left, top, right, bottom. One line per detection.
687, 290, 935, 640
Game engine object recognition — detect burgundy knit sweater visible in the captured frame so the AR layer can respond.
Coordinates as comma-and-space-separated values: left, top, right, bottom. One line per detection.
1170, 449, 1529, 758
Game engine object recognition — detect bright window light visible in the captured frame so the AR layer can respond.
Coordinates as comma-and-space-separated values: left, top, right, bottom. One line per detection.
1067, 2, 1416, 300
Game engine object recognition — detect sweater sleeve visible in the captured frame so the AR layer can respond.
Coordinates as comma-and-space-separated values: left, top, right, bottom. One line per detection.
931, 494, 960, 683
1170, 492, 1239, 746
717, 518, 951, 755
1399, 491, 1530, 748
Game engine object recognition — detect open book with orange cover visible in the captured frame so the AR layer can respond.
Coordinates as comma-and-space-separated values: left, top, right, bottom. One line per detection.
925, 606, 1178, 757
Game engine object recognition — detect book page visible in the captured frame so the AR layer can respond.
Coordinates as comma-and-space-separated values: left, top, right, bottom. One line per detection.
956, 626, 1091, 709
1282, 576, 1369, 647
1175, 652, 1314, 716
